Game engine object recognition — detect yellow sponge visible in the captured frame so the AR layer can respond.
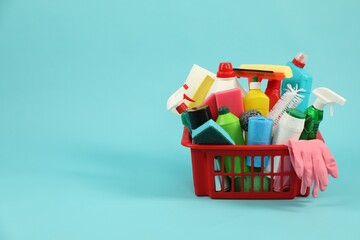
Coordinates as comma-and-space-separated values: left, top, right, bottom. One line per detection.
239, 64, 293, 78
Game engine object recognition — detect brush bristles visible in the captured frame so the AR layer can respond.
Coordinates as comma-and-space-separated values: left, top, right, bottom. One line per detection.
267, 84, 305, 135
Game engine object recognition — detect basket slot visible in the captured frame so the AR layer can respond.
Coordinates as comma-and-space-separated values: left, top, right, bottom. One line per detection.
241, 157, 245, 192
280, 156, 284, 192
214, 156, 231, 192
214, 156, 222, 192
214, 175, 220, 192
260, 158, 264, 192
242, 156, 270, 193
214, 156, 221, 172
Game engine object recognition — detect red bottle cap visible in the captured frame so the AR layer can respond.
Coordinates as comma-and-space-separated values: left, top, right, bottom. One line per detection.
216, 62, 235, 78
292, 52, 307, 68
176, 103, 188, 114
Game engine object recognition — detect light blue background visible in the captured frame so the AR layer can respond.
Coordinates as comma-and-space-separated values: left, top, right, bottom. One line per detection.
0, 0, 359, 239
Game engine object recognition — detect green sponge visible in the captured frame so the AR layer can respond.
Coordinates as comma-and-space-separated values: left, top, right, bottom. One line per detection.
192, 120, 235, 145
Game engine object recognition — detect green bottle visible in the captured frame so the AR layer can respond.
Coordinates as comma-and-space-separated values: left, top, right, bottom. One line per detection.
300, 106, 323, 140
216, 107, 245, 145
300, 88, 346, 140
216, 107, 249, 191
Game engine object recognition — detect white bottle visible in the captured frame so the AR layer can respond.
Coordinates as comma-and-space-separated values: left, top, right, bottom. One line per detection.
265, 108, 306, 176
205, 62, 247, 99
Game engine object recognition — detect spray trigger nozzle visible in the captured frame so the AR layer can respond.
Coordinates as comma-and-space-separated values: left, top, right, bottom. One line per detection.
312, 87, 346, 116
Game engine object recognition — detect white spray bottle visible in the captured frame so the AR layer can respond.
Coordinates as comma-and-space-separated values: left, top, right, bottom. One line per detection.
167, 64, 216, 115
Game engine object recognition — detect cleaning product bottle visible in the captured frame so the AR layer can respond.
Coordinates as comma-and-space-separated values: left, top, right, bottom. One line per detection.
167, 64, 215, 115
216, 107, 249, 192
300, 87, 346, 140
267, 84, 304, 136
265, 108, 305, 175
205, 62, 247, 99
272, 108, 305, 145
244, 76, 270, 116
216, 107, 245, 145
281, 52, 313, 112
265, 79, 282, 110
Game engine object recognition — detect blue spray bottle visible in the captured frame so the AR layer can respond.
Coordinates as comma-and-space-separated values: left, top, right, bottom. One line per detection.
281, 53, 313, 112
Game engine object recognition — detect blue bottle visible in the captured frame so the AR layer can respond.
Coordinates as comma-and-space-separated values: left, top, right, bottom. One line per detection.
246, 116, 273, 168
281, 52, 313, 112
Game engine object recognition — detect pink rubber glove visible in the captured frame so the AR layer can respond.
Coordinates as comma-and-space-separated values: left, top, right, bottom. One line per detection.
287, 139, 338, 197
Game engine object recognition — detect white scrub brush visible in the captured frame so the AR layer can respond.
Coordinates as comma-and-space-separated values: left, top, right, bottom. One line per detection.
267, 84, 305, 135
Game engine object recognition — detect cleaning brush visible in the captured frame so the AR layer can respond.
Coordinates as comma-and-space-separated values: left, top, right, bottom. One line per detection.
267, 84, 305, 135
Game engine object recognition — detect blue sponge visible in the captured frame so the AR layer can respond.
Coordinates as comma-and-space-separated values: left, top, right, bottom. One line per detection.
192, 120, 235, 145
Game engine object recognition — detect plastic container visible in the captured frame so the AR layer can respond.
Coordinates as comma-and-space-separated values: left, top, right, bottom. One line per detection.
281, 52, 313, 112
216, 107, 247, 191
244, 77, 270, 117
300, 87, 346, 140
181, 127, 325, 199
205, 62, 247, 99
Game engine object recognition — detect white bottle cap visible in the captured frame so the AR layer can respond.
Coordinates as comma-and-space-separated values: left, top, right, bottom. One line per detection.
249, 82, 261, 89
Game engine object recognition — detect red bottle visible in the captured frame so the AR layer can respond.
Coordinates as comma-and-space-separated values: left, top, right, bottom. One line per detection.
265, 80, 281, 110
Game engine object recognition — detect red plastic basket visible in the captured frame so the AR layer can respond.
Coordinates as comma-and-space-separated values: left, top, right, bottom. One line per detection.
181, 128, 322, 199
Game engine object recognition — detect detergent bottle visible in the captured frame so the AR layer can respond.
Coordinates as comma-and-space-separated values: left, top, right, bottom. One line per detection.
216, 107, 245, 145
244, 76, 270, 116
205, 62, 247, 100
216, 107, 249, 191
300, 87, 346, 140
281, 53, 313, 112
